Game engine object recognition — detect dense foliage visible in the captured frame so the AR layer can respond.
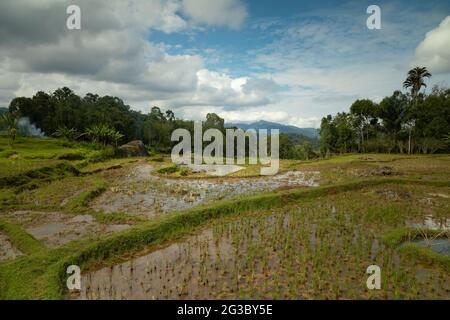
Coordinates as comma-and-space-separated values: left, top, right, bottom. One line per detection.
3, 87, 317, 159
320, 68, 449, 156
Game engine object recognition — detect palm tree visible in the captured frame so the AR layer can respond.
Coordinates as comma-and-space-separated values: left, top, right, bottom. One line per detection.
53, 126, 78, 140
0, 112, 18, 145
85, 124, 124, 147
403, 67, 431, 98
402, 67, 431, 154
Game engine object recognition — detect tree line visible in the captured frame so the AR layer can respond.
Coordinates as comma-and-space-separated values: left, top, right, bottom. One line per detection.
1, 87, 318, 159
319, 67, 450, 156
1, 87, 224, 151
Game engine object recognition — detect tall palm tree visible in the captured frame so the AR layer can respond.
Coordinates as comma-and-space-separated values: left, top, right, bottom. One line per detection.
403, 67, 431, 98
402, 67, 431, 154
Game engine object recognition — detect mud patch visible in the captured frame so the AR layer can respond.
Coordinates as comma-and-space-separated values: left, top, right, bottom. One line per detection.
9, 211, 130, 248
60, 189, 86, 206
351, 166, 396, 178
0, 232, 23, 261
375, 188, 411, 200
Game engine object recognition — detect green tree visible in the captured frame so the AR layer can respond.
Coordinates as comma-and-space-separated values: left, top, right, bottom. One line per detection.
334, 112, 355, 153
378, 91, 408, 149
204, 113, 225, 130
411, 86, 450, 153
319, 115, 336, 157
279, 133, 295, 159
143, 107, 171, 151
295, 142, 315, 160
350, 99, 377, 152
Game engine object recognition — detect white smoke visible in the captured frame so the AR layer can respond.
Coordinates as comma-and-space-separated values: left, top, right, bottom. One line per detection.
18, 117, 46, 137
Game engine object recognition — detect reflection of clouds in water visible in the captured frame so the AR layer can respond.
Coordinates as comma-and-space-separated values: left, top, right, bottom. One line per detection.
78, 229, 234, 300
91, 165, 320, 218
409, 216, 450, 231
185, 164, 245, 176
414, 239, 450, 256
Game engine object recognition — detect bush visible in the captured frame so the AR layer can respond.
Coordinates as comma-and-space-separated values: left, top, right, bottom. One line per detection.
57, 153, 85, 160
179, 167, 192, 176
156, 164, 178, 174
85, 124, 124, 147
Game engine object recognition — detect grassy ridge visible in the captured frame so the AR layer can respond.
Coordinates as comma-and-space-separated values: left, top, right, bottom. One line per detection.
0, 163, 80, 190
65, 179, 107, 211
0, 136, 115, 180
0, 220, 46, 255
383, 227, 450, 272
0, 177, 448, 299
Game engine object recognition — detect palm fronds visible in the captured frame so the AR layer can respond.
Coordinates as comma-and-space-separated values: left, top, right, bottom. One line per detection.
403, 67, 432, 98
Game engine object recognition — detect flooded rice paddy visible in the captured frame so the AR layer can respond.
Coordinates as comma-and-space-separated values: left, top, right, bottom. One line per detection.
413, 239, 450, 256
91, 165, 320, 218
185, 164, 245, 176
79, 198, 450, 300
408, 216, 450, 231
8, 211, 130, 248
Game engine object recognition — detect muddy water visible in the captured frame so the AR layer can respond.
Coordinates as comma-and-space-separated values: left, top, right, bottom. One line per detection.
9, 211, 130, 248
78, 229, 235, 299
78, 210, 450, 300
407, 216, 450, 231
78, 212, 387, 300
185, 164, 245, 176
91, 165, 320, 218
405, 215, 450, 257
78, 216, 281, 300
413, 239, 450, 256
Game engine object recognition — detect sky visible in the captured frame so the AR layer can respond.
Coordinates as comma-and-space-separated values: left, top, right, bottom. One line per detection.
0, 0, 449, 128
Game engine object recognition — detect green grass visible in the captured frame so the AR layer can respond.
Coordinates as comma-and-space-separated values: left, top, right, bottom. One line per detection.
64, 178, 107, 211
399, 243, 450, 272
0, 220, 46, 255
0, 136, 114, 179
0, 162, 80, 191
91, 211, 145, 224
383, 227, 450, 272
382, 227, 446, 247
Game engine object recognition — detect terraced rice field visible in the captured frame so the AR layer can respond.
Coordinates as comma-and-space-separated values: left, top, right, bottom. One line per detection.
0, 137, 448, 299
79, 184, 449, 300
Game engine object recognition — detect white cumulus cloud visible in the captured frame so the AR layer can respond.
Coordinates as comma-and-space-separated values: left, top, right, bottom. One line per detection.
413, 16, 450, 74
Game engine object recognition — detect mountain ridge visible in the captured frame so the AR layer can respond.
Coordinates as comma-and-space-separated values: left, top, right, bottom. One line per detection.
225, 120, 319, 138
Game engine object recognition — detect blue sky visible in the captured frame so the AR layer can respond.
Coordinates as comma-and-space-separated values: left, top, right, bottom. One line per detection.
151, 1, 449, 76
1, 0, 449, 127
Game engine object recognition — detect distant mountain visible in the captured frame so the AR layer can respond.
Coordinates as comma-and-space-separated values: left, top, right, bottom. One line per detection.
225, 120, 319, 139
0, 107, 8, 115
